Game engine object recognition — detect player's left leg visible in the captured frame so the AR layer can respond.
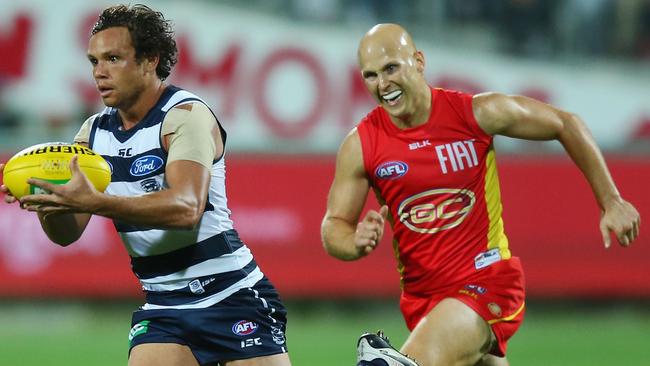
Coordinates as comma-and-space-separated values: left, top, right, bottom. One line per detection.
129, 343, 200, 366
221, 353, 292, 365
399, 298, 496, 366
356, 331, 419, 365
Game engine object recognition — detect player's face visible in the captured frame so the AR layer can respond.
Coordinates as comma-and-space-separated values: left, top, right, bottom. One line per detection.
359, 45, 425, 120
87, 27, 147, 110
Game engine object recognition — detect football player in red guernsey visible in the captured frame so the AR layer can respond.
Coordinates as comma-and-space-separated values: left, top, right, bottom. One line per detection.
321, 23, 640, 366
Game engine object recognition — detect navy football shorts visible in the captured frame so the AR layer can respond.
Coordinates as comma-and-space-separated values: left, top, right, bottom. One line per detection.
128, 276, 288, 365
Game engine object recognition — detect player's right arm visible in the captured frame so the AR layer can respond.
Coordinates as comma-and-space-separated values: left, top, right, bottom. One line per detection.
36, 140, 93, 246
0, 162, 91, 246
35, 121, 94, 246
25, 118, 95, 246
321, 129, 388, 261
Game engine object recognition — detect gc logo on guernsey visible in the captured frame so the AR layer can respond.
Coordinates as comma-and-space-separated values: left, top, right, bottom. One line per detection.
398, 188, 476, 234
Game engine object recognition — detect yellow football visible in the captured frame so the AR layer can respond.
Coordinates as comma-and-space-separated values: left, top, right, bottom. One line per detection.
2, 142, 111, 199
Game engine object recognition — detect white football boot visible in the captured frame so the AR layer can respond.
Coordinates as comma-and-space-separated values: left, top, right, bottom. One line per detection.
356, 331, 419, 366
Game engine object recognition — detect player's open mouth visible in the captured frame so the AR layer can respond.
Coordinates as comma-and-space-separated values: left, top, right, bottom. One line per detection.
382, 90, 402, 105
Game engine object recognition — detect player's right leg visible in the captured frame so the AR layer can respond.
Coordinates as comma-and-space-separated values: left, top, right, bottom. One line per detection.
129, 343, 199, 366
396, 257, 525, 365
399, 298, 499, 366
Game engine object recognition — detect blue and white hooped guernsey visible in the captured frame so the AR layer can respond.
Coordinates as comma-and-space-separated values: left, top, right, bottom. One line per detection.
87, 85, 263, 310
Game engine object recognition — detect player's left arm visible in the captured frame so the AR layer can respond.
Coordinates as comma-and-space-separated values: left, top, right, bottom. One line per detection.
472, 92, 640, 248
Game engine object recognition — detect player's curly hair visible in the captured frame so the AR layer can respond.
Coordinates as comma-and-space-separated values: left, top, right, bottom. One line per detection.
91, 4, 178, 80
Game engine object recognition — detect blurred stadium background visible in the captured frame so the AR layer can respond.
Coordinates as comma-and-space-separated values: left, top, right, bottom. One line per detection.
1, 0, 649, 365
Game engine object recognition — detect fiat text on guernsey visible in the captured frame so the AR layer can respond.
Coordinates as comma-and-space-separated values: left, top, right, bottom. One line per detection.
434, 139, 478, 174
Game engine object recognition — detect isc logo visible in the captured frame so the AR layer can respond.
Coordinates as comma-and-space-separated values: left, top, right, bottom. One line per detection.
375, 161, 408, 180
232, 320, 259, 336
241, 337, 262, 348
397, 188, 476, 234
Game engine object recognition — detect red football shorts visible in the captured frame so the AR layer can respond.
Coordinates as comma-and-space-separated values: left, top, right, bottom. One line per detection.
399, 257, 526, 357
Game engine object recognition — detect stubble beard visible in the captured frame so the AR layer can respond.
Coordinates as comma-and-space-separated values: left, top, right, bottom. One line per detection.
106, 83, 146, 112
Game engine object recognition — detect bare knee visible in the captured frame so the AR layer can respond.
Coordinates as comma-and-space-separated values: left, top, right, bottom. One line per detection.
221, 353, 291, 366
129, 343, 199, 366
400, 298, 496, 366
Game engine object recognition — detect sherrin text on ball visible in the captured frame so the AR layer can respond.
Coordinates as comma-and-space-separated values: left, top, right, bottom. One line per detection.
2, 142, 111, 199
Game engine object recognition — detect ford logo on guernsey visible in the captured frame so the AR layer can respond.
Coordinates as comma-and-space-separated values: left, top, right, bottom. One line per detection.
375, 161, 408, 180
232, 320, 259, 336
129, 155, 164, 177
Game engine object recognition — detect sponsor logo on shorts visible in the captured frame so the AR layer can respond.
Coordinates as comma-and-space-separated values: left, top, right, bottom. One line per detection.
375, 161, 408, 180
488, 303, 502, 317
202, 277, 215, 287
458, 289, 478, 299
128, 320, 150, 343
188, 279, 205, 294
232, 320, 259, 336
459, 284, 487, 299
465, 284, 487, 295
271, 326, 286, 345
474, 248, 501, 270
398, 188, 476, 234
130, 155, 163, 177
188, 277, 215, 294
241, 338, 262, 348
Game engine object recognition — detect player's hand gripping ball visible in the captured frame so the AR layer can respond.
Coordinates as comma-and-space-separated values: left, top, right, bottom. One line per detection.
2, 142, 111, 199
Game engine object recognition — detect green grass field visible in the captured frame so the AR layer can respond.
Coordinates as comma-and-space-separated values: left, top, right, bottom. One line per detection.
1, 299, 649, 365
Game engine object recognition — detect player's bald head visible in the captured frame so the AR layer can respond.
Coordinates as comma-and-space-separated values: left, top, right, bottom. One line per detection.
358, 23, 417, 63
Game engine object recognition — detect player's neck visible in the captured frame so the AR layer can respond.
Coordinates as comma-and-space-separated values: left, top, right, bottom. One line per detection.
119, 80, 166, 130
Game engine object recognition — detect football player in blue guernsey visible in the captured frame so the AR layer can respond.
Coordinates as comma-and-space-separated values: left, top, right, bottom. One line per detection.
1, 4, 292, 366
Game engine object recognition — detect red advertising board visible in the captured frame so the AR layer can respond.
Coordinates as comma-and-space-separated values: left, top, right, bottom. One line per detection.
0, 154, 648, 299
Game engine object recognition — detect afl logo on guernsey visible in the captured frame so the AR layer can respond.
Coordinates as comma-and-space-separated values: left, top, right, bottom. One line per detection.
375, 161, 408, 180
232, 320, 259, 336
130, 155, 163, 176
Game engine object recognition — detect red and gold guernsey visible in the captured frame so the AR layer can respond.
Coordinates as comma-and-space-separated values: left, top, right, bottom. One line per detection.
358, 87, 512, 296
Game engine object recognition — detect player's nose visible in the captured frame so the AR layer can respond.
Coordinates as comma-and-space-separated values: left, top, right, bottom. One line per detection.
93, 62, 108, 79
378, 74, 391, 91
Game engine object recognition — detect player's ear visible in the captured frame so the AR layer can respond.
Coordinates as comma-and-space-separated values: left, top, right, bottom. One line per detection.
144, 55, 159, 74
415, 50, 425, 73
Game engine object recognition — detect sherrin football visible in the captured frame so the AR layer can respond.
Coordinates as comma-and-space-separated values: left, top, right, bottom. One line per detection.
2, 142, 111, 199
